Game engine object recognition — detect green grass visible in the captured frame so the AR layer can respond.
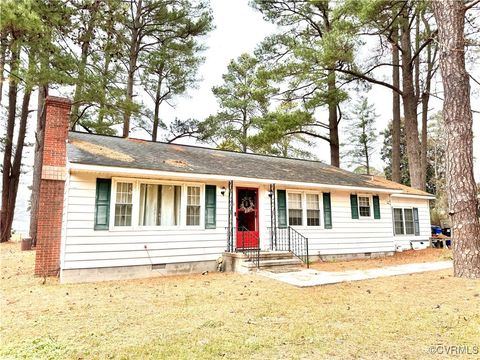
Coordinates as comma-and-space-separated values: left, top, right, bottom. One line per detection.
1, 242, 479, 359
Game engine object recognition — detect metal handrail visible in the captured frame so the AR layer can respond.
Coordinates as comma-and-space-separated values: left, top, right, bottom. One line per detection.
235, 226, 261, 268
268, 226, 309, 268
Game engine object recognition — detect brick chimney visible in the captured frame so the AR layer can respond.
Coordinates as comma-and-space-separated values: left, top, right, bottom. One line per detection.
34, 96, 71, 277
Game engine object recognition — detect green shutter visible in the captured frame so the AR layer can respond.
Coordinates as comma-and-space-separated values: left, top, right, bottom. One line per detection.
323, 193, 332, 229
94, 178, 111, 230
205, 185, 216, 229
373, 195, 381, 219
277, 189, 287, 227
350, 194, 359, 219
413, 207, 420, 236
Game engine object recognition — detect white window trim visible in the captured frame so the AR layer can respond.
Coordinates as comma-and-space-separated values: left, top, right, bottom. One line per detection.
304, 191, 322, 228
109, 177, 205, 231
286, 191, 303, 227
393, 207, 416, 236
357, 194, 373, 219
286, 189, 323, 229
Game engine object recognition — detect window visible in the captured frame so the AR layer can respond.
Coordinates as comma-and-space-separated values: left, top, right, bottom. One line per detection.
393, 208, 404, 235
404, 209, 414, 235
138, 184, 181, 226
114, 182, 133, 226
358, 196, 371, 217
288, 193, 303, 225
394, 208, 418, 236
306, 193, 320, 226
186, 186, 201, 226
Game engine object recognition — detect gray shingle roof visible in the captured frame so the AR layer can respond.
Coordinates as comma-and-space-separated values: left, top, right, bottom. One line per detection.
67, 131, 403, 192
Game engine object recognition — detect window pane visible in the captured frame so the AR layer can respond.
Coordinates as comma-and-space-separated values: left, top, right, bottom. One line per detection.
404, 209, 414, 234
187, 186, 201, 226
114, 182, 132, 226
307, 210, 320, 226
393, 208, 404, 235
289, 209, 303, 225
288, 193, 303, 225
138, 184, 181, 226
139, 184, 161, 226
288, 193, 302, 209
187, 205, 200, 226
161, 185, 181, 226
359, 196, 370, 217
306, 194, 319, 209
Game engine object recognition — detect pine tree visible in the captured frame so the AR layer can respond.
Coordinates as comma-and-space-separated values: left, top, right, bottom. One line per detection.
342, 97, 377, 175
201, 53, 277, 152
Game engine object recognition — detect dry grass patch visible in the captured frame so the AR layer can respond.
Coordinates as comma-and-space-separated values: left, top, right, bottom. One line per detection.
311, 248, 452, 272
1, 242, 479, 360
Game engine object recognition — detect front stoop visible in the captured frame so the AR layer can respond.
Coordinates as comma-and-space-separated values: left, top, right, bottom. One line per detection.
223, 251, 303, 273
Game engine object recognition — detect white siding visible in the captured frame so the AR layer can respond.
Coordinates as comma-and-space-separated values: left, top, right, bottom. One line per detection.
63, 172, 432, 270
63, 173, 229, 270
277, 189, 396, 256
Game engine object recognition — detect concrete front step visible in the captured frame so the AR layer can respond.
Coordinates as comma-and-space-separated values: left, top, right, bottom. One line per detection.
223, 251, 304, 273
242, 258, 303, 270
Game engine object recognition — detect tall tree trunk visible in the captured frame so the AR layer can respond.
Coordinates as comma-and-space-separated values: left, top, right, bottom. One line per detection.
0, 42, 19, 242
0, 32, 8, 104
363, 125, 370, 175
432, 0, 480, 278
123, 0, 143, 138
327, 70, 339, 167
70, 2, 100, 128
4, 63, 33, 242
420, 15, 437, 189
29, 84, 48, 246
152, 71, 163, 142
391, 22, 401, 183
242, 109, 248, 153
399, 11, 424, 191
97, 38, 112, 125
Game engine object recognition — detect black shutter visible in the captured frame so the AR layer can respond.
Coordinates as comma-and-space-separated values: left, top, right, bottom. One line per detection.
413, 207, 420, 235
373, 195, 381, 219
205, 185, 216, 229
94, 178, 111, 230
323, 193, 332, 229
350, 194, 359, 219
277, 190, 287, 227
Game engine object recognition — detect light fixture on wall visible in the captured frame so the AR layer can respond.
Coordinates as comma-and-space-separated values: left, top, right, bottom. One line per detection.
268, 190, 273, 198
220, 187, 226, 196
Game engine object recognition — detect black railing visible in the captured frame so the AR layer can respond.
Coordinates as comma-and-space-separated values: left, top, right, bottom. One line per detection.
268, 226, 309, 268
236, 226, 260, 268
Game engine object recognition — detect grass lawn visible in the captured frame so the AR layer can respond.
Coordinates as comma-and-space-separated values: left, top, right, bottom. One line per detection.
1, 242, 479, 360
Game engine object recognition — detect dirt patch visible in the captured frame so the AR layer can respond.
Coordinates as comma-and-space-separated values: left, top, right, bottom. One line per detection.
311, 248, 452, 272
70, 139, 134, 162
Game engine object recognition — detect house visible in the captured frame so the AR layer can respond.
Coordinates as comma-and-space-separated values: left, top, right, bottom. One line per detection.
35, 97, 434, 283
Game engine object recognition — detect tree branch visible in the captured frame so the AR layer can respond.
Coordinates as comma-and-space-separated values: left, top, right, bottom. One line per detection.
333, 67, 404, 96
465, 0, 480, 11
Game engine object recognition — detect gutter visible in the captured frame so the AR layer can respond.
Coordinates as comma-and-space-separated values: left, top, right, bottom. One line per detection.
390, 193, 436, 200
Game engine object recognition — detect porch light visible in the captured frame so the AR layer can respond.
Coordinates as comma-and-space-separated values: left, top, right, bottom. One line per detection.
221, 187, 226, 196
268, 190, 273, 198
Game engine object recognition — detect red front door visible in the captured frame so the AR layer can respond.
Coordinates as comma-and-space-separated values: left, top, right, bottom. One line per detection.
236, 188, 259, 249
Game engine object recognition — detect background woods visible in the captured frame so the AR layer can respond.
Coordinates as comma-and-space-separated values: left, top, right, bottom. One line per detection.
0, 0, 479, 277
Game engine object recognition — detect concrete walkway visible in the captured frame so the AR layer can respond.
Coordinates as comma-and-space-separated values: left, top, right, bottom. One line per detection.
257, 261, 453, 287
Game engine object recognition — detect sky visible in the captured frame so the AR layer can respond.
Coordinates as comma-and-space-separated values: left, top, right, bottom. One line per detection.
7, 0, 480, 233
